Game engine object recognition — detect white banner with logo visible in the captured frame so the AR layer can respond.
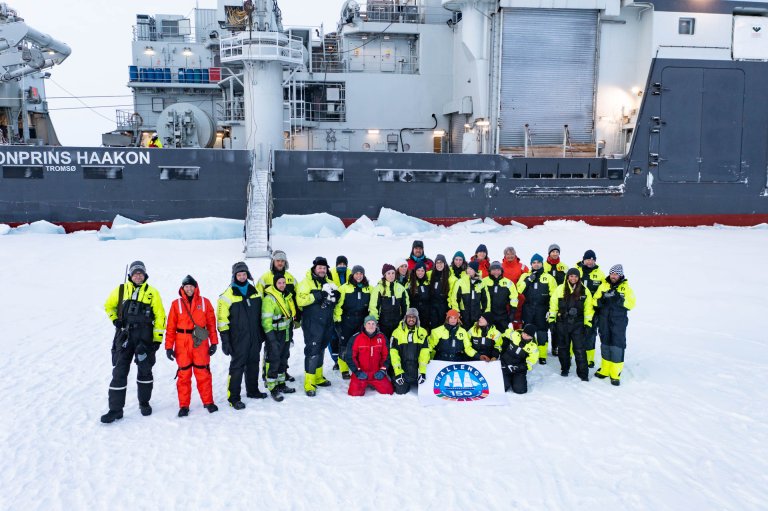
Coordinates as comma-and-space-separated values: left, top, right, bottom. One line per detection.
418, 360, 508, 406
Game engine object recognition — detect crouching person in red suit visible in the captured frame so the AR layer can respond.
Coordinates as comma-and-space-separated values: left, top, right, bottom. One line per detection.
344, 315, 394, 396
165, 275, 219, 417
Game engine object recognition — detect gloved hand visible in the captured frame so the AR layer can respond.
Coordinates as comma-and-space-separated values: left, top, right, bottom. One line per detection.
479, 354, 491, 362
417, 373, 426, 384
209, 344, 217, 356
373, 369, 386, 380
113, 319, 124, 329
220, 331, 231, 356
356, 370, 368, 380
152, 342, 161, 352
310, 289, 324, 303
166, 348, 175, 361
395, 374, 405, 386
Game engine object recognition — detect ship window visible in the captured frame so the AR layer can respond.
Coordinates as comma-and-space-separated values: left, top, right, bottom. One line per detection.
83, 166, 124, 179
679, 18, 695, 35
307, 168, 344, 182
159, 166, 200, 180
2, 166, 44, 179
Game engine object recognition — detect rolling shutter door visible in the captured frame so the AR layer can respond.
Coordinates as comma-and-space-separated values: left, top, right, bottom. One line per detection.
450, 113, 465, 153
499, 8, 598, 148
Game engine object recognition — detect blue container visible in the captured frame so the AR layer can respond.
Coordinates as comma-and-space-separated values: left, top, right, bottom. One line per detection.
202, 69, 210, 83
177, 68, 186, 83
139, 68, 149, 82
185, 68, 195, 83
163, 68, 171, 83
129, 66, 139, 82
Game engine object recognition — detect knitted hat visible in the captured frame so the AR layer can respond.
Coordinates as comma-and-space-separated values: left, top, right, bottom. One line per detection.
405, 307, 419, 318
231, 261, 251, 279
445, 309, 461, 322
312, 256, 329, 270
522, 324, 536, 337
128, 260, 148, 279
363, 315, 378, 325
181, 275, 198, 288
453, 251, 465, 261
351, 265, 365, 275
530, 253, 543, 264
475, 244, 488, 255
567, 268, 580, 278
548, 244, 561, 255
477, 313, 489, 325
414, 261, 426, 271
412, 240, 424, 249
435, 254, 447, 265
382, 263, 396, 276
490, 260, 502, 272
609, 264, 624, 277
583, 249, 596, 261
272, 250, 288, 262
395, 259, 408, 269
336, 255, 348, 266
468, 261, 480, 273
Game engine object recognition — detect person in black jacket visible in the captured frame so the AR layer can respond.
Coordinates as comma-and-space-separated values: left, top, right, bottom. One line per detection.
499, 324, 538, 394
217, 262, 267, 410
429, 254, 451, 330
333, 265, 372, 379
407, 261, 432, 331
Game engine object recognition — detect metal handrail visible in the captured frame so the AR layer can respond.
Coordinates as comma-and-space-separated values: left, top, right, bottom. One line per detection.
220, 32, 305, 65
355, 4, 451, 25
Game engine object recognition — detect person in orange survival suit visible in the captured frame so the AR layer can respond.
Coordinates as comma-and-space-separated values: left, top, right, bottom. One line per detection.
165, 275, 219, 417
344, 316, 394, 397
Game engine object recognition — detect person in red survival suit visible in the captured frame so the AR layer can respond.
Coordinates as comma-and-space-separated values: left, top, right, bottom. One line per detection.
165, 275, 219, 417
344, 315, 394, 397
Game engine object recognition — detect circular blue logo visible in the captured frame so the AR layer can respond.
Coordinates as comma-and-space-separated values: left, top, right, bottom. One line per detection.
433, 364, 489, 402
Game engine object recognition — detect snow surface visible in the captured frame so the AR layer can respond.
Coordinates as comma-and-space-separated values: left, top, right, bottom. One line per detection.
1, 222, 767, 510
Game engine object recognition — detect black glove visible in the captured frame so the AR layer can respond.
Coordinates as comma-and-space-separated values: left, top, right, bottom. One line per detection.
395, 374, 405, 386
356, 370, 368, 380
220, 331, 231, 356
373, 369, 386, 380
113, 319, 124, 329
417, 373, 426, 384
310, 289, 324, 303
151, 342, 161, 352
209, 344, 217, 356
166, 349, 175, 361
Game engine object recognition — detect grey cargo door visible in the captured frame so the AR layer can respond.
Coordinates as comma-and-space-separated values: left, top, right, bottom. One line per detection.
498, 8, 598, 148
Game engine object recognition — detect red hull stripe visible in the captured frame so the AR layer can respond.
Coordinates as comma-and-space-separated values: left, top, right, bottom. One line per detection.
6, 214, 768, 233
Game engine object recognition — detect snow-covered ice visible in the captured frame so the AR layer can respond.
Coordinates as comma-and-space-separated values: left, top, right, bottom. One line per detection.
97, 216, 244, 241
1, 221, 766, 510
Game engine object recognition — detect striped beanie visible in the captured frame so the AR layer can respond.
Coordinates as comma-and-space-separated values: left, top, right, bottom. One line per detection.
609, 264, 624, 277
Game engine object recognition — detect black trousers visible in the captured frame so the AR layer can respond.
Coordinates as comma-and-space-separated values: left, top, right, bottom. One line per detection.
108, 336, 156, 411
502, 367, 528, 394
265, 335, 291, 380
303, 321, 332, 374
228, 337, 263, 402
556, 321, 588, 379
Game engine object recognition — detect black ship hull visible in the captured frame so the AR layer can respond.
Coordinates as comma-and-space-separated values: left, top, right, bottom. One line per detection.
1, 58, 767, 230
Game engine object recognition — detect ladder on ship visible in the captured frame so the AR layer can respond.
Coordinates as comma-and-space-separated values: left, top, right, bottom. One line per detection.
243, 151, 272, 258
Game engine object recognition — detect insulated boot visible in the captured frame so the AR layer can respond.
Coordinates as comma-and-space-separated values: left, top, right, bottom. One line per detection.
579, 375, 589, 382
285, 372, 295, 382
278, 383, 296, 394
139, 403, 152, 416
560, 370, 569, 377
270, 388, 284, 402
538, 358, 547, 365
205, 403, 219, 413
100, 410, 123, 424
230, 400, 246, 410
178, 407, 189, 418
314, 367, 331, 387
588, 361, 595, 368
594, 359, 612, 379
611, 379, 621, 387
341, 371, 351, 380
247, 389, 267, 399
332, 362, 340, 371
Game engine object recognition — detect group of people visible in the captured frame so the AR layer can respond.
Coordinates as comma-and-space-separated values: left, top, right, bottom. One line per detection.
99, 241, 636, 423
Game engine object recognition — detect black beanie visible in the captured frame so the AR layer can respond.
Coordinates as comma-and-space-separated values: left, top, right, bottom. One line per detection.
336, 255, 348, 266
181, 275, 198, 287
312, 256, 329, 269
567, 268, 580, 278
583, 249, 596, 261
522, 324, 536, 337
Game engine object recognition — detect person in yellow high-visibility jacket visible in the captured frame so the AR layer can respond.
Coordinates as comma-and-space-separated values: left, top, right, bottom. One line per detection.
148, 134, 163, 148
591, 264, 636, 386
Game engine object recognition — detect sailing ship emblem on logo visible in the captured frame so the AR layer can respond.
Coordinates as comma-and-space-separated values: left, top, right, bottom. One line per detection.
433, 364, 490, 401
